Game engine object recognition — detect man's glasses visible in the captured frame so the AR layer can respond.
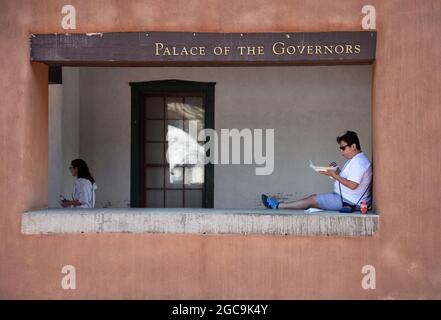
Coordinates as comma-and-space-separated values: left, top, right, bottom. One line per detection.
339, 144, 350, 151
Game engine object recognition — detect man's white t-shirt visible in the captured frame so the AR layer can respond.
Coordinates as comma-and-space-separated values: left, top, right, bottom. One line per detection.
72, 178, 98, 208
333, 152, 372, 205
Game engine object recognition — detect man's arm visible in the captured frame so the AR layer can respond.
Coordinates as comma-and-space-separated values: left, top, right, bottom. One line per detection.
320, 169, 359, 190
332, 174, 359, 190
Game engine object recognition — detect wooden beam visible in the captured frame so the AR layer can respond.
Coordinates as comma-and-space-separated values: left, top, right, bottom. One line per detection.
31, 31, 376, 66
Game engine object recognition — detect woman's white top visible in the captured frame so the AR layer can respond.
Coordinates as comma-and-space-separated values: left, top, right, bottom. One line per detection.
72, 178, 98, 208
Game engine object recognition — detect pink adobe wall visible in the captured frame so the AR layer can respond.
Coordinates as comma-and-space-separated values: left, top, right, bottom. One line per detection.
0, 0, 440, 299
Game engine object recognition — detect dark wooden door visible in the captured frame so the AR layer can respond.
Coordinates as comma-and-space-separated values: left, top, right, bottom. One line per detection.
130, 80, 215, 208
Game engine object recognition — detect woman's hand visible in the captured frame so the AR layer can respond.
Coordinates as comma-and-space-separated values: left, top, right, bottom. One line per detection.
62, 199, 82, 207
61, 199, 70, 207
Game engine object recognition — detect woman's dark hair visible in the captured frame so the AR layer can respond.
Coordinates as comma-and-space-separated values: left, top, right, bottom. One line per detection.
71, 159, 95, 184
336, 131, 361, 151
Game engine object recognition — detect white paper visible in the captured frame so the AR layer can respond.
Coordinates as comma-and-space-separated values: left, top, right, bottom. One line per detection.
304, 208, 324, 214
309, 160, 338, 172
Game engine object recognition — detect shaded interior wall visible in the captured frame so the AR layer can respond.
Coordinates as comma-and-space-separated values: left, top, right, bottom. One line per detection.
63, 66, 370, 208
48, 69, 80, 207
0, 0, 440, 299
48, 84, 63, 207
61, 68, 80, 197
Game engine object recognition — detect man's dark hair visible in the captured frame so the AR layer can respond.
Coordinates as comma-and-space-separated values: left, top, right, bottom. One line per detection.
336, 131, 361, 151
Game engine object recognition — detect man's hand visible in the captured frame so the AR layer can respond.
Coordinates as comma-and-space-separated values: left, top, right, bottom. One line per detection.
320, 169, 338, 179
319, 162, 339, 178
328, 162, 341, 175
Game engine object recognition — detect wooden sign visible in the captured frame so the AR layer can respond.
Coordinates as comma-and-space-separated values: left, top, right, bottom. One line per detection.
31, 31, 376, 65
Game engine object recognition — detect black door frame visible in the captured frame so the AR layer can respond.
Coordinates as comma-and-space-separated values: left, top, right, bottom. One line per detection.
130, 80, 215, 208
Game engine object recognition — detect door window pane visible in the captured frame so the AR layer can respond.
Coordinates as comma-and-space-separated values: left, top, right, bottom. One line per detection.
166, 120, 184, 145
146, 190, 164, 207
165, 190, 183, 207
145, 97, 164, 119
145, 167, 164, 188
185, 190, 203, 208
184, 165, 204, 188
145, 120, 164, 141
145, 143, 164, 164
165, 166, 183, 189
166, 97, 184, 119
184, 97, 204, 120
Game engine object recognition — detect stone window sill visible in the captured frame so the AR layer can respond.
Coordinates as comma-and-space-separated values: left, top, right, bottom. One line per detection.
21, 208, 379, 237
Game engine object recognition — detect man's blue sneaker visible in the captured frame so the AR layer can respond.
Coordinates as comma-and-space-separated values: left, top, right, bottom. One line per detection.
261, 194, 279, 209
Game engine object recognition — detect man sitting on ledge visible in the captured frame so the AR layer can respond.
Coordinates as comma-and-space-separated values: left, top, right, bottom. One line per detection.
262, 131, 372, 211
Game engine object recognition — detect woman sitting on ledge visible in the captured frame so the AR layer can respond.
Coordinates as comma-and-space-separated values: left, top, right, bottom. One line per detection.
262, 131, 372, 212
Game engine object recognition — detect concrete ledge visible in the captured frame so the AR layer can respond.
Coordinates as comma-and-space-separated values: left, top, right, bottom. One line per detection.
21, 208, 379, 237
